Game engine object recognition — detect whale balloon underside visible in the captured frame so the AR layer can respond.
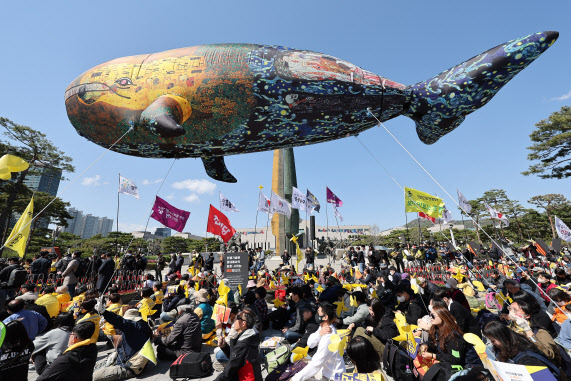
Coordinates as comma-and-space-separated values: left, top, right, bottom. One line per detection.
65, 31, 558, 182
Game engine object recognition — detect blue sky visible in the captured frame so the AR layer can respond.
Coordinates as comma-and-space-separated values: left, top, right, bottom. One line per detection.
1, 1, 570, 237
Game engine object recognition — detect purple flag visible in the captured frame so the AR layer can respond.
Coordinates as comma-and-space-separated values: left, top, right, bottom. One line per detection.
326, 187, 343, 207
150, 196, 190, 232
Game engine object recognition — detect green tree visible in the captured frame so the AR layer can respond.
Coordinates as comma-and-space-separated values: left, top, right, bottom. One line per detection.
528, 194, 571, 238
0, 117, 74, 245
523, 106, 571, 179
161, 236, 189, 253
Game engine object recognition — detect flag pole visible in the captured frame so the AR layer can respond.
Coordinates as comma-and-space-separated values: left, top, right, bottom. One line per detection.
405, 212, 409, 242
461, 212, 469, 243
116, 173, 120, 256
417, 214, 422, 245
325, 186, 330, 242
253, 190, 260, 251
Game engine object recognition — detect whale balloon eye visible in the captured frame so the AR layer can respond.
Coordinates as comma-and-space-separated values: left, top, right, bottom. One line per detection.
115, 77, 133, 87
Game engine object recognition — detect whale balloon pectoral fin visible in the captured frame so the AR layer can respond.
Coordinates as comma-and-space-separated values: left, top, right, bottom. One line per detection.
201, 156, 237, 183
414, 115, 465, 145
140, 94, 191, 138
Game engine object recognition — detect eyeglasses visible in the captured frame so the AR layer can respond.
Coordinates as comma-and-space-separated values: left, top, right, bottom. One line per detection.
430, 313, 437, 319
236, 316, 246, 322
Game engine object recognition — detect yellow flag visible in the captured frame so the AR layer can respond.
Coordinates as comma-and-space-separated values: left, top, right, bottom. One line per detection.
139, 339, 157, 365
0, 154, 29, 180
216, 293, 228, 307
292, 346, 309, 362
218, 280, 231, 296
290, 235, 303, 273
4, 197, 34, 257
404, 186, 444, 218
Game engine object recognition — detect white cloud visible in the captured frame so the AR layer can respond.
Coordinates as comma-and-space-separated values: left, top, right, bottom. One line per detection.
142, 179, 162, 185
81, 175, 101, 186
165, 193, 175, 200
184, 194, 199, 203
551, 90, 571, 101
172, 179, 216, 203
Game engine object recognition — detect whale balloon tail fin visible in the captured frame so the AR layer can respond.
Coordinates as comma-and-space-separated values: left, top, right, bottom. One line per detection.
404, 31, 558, 145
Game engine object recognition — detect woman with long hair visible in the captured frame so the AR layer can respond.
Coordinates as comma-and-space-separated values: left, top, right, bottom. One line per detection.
346, 336, 381, 373
512, 290, 557, 337
483, 320, 563, 380
364, 298, 398, 344
418, 305, 481, 380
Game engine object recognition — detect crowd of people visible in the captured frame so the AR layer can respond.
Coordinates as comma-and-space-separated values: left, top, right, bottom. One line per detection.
1, 240, 571, 381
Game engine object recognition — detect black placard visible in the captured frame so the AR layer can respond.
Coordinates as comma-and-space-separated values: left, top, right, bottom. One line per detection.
223, 252, 249, 291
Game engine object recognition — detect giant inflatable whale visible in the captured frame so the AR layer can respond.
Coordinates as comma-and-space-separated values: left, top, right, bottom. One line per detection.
65, 31, 558, 182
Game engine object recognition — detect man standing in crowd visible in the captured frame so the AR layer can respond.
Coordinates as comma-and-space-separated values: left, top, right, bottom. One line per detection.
62, 251, 82, 298
0, 256, 25, 314
97, 252, 115, 294
155, 253, 166, 281
31, 250, 51, 283
175, 252, 184, 273
305, 247, 315, 269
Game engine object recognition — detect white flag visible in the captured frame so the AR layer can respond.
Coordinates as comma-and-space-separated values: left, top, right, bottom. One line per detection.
333, 206, 344, 222
257, 192, 270, 214
291, 186, 307, 212
119, 176, 139, 199
270, 191, 291, 217
442, 206, 453, 225
555, 216, 571, 243
457, 189, 471, 214
219, 192, 240, 212
484, 201, 509, 227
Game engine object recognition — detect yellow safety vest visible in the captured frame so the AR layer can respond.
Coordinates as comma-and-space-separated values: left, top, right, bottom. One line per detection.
77, 312, 101, 344
153, 290, 164, 304
103, 303, 123, 336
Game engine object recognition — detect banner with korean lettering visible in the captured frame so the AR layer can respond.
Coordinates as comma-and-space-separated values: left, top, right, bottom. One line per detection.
150, 196, 190, 232
207, 205, 236, 243
404, 186, 444, 218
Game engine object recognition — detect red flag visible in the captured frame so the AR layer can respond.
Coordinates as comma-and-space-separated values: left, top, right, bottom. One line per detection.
326, 187, 343, 207
418, 212, 435, 223
207, 205, 236, 243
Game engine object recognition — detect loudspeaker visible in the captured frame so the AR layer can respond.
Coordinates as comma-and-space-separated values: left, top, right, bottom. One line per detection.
310, 216, 316, 241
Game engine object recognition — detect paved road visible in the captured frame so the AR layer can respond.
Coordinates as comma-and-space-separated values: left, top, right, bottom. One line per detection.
28, 255, 346, 381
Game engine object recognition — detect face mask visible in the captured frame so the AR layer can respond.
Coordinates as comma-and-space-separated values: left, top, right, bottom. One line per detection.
397, 295, 406, 303
317, 314, 326, 321
509, 310, 524, 321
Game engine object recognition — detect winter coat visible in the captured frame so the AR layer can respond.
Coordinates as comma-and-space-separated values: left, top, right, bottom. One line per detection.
96, 258, 115, 291
371, 311, 399, 344
37, 339, 97, 381
160, 311, 202, 356
342, 303, 369, 326
101, 310, 152, 367
396, 296, 427, 326
215, 328, 262, 381
33, 327, 71, 364
62, 259, 79, 286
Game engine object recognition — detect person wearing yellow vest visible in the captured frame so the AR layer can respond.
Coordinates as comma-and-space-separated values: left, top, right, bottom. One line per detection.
136, 287, 156, 320
76, 299, 101, 344
101, 293, 123, 343
35, 321, 98, 381
151, 282, 164, 318
63, 284, 87, 313
55, 285, 71, 312
35, 285, 61, 318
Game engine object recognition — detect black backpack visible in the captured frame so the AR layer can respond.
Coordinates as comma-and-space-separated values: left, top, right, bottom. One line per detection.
7, 267, 28, 288
382, 339, 420, 381
123, 256, 136, 271
74, 259, 88, 279
170, 352, 213, 379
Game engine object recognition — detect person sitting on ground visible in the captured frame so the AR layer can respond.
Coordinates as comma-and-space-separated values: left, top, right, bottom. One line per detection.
295, 303, 320, 352
318, 276, 343, 304
344, 291, 369, 328
483, 320, 563, 381
32, 312, 75, 375
35, 285, 61, 318
215, 309, 263, 381
417, 306, 481, 380
55, 285, 71, 311
363, 298, 399, 345
282, 287, 307, 343
375, 274, 396, 308
547, 287, 571, 324
291, 302, 345, 381
16, 283, 39, 302
37, 321, 98, 381
75, 299, 101, 344
502, 279, 546, 314
445, 278, 470, 311
150, 281, 164, 317
536, 272, 557, 306
160, 285, 188, 322
417, 276, 440, 304
93, 308, 153, 381
555, 268, 571, 286
556, 303, 571, 350
0, 320, 35, 380
194, 288, 215, 338
432, 288, 481, 337
3, 299, 47, 340
136, 287, 156, 314
213, 304, 240, 365
506, 301, 562, 366
509, 291, 558, 337
254, 287, 268, 328
153, 304, 202, 360
395, 284, 427, 325
346, 335, 382, 374
101, 293, 123, 346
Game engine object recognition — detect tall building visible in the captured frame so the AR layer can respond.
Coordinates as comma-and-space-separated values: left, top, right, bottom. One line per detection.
63, 207, 114, 238
22, 164, 62, 196
155, 227, 171, 237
